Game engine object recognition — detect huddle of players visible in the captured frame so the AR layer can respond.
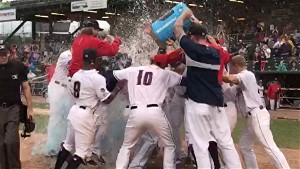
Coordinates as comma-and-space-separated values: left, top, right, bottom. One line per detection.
53, 10, 290, 169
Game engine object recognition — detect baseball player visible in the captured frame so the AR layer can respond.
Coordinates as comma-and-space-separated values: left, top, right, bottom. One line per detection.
174, 10, 242, 168
126, 47, 187, 168
88, 53, 133, 166
44, 49, 74, 156
54, 49, 123, 169
223, 55, 290, 169
108, 53, 184, 169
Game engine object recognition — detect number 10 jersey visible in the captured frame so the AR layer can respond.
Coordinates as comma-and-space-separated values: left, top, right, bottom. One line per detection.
113, 65, 182, 106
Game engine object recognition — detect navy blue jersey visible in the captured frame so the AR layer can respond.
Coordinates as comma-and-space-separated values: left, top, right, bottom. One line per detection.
180, 35, 223, 106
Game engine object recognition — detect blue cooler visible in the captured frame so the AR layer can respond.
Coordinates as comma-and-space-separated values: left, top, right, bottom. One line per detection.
151, 3, 192, 47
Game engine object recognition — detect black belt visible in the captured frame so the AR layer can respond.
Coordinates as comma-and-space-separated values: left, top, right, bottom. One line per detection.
130, 104, 159, 110
79, 106, 86, 110
55, 81, 67, 88
246, 105, 264, 118
0, 101, 18, 108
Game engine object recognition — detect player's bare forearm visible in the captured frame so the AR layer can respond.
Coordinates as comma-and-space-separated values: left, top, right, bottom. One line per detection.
174, 10, 193, 41
102, 87, 120, 104
223, 75, 240, 85
174, 18, 186, 42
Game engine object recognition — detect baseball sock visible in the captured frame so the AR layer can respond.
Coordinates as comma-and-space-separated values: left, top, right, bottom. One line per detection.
188, 144, 197, 166
54, 146, 71, 169
65, 155, 84, 169
208, 141, 221, 169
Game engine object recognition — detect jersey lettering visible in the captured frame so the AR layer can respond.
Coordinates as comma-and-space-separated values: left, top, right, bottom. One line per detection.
73, 81, 81, 98
137, 70, 153, 86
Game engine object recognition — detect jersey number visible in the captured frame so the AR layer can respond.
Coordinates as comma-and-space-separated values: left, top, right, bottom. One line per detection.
73, 81, 81, 98
137, 70, 153, 86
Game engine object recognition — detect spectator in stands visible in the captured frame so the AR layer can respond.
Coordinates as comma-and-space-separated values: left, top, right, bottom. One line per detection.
273, 37, 283, 49
262, 42, 271, 59
258, 80, 265, 105
267, 79, 281, 110
277, 60, 287, 71
290, 57, 298, 71
21, 57, 30, 67
271, 27, 279, 40
238, 45, 247, 56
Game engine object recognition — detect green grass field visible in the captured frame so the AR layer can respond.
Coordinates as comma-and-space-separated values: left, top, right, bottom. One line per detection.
26, 113, 300, 150
232, 118, 300, 149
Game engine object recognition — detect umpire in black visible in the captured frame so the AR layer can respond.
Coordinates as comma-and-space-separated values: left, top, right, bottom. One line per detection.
0, 45, 34, 169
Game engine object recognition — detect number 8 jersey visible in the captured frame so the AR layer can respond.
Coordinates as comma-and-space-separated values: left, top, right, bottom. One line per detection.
113, 65, 182, 106
70, 69, 111, 108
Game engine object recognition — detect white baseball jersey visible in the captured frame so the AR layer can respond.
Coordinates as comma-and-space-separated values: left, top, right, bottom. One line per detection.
51, 50, 72, 83
236, 70, 264, 113
71, 69, 110, 108
113, 65, 182, 105
222, 82, 236, 103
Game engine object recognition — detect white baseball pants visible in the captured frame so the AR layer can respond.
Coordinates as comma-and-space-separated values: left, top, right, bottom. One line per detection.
270, 99, 280, 110
185, 99, 242, 169
116, 105, 175, 169
239, 107, 290, 169
224, 101, 238, 132
128, 131, 158, 169
91, 104, 109, 157
63, 105, 98, 160
165, 93, 186, 159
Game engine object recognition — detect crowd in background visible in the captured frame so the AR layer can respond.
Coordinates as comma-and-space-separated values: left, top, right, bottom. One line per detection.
228, 22, 299, 72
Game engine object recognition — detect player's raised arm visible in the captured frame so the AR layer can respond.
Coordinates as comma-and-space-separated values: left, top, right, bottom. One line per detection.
174, 9, 192, 41
223, 55, 248, 86
96, 36, 121, 57
99, 79, 125, 105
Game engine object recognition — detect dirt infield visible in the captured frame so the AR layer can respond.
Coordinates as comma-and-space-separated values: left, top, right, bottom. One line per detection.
20, 96, 299, 168
20, 134, 300, 169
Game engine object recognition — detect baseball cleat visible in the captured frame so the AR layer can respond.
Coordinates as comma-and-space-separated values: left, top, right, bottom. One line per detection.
86, 153, 106, 166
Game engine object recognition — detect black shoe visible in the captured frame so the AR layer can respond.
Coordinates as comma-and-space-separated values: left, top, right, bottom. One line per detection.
87, 153, 106, 166
54, 146, 71, 169
65, 155, 84, 169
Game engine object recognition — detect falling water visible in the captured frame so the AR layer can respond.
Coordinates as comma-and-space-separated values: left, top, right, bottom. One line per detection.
30, 1, 229, 168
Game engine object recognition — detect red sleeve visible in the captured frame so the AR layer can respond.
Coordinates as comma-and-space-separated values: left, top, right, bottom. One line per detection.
167, 48, 184, 64
95, 37, 121, 57
208, 44, 231, 84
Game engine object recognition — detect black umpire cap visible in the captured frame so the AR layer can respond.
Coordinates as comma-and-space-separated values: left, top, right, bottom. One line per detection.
188, 23, 208, 37
83, 20, 103, 31
0, 45, 9, 56
83, 48, 97, 63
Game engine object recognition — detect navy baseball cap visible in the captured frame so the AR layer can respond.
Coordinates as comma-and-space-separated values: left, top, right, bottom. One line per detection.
83, 20, 103, 31
0, 45, 9, 56
83, 48, 97, 63
188, 23, 208, 37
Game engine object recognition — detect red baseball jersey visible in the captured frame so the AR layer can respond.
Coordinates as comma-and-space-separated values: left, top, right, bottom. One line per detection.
69, 35, 121, 76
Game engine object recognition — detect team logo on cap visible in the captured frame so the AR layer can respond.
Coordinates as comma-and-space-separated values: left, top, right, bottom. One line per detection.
12, 74, 18, 80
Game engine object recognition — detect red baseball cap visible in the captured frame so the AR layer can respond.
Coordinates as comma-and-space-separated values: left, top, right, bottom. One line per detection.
153, 54, 169, 64
167, 48, 184, 64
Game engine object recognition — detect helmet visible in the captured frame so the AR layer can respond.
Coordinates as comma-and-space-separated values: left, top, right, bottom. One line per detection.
83, 48, 98, 63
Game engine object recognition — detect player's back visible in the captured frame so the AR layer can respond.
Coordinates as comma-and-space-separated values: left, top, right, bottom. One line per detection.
71, 69, 107, 108
124, 65, 181, 106
52, 50, 71, 83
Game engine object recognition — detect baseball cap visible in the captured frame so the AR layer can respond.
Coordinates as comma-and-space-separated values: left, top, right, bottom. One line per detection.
83, 48, 98, 63
0, 45, 9, 56
83, 20, 103, 31
153, 54, 169, 65
188, 23, 208, 37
